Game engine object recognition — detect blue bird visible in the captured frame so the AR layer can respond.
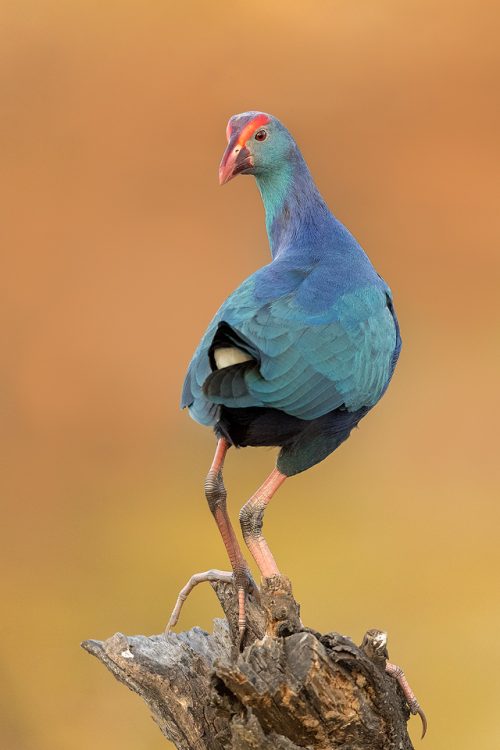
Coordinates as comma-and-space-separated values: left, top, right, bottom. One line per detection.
175, 110, 400, 607
167, 112, 425, 736
169, 110, 407, 647
176, 110, 402, 602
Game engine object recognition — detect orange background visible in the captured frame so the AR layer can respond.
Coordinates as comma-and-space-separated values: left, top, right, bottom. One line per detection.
1, 2, 499, 749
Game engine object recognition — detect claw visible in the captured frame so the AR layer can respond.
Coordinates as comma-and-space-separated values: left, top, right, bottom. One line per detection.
415, 706, 427, 739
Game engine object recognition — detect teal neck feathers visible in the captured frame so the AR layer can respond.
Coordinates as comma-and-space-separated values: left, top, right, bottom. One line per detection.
255, 151, 331, 259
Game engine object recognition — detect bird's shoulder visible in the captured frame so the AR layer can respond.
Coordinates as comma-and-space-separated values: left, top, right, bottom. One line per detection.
220, 245, 391, 327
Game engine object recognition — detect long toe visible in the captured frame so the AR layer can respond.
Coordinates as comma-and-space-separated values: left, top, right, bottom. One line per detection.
164, 569, 233, 638
385, 660, 426, 739
233, 567, 260, 648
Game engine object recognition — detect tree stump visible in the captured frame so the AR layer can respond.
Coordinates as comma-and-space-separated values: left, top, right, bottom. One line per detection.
82, 576, 416, 750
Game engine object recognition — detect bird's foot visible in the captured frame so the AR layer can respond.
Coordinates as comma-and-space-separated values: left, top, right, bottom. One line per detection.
164, 567, 258, 646
385, 660, 427, 738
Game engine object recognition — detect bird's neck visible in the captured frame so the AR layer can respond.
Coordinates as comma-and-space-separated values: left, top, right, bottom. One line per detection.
255, 152, 331, 259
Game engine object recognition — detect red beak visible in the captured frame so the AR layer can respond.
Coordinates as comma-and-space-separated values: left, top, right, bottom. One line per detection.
218, 136, 253, 185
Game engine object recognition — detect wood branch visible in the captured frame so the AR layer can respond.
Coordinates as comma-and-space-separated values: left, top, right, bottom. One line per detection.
82, 575, 415, 750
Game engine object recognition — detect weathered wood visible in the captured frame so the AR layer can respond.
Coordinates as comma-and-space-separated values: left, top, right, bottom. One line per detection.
82, 576, 414, 750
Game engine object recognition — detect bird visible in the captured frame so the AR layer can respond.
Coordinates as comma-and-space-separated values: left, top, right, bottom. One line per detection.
172, 107, 401, 608
164, 111, 427, 733
166, 110, 425, 735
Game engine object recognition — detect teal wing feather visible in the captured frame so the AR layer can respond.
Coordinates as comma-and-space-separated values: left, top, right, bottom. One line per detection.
182, 275, 398, 424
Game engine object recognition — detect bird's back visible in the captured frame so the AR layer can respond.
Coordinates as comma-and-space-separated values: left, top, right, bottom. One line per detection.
182, 214, 401, 435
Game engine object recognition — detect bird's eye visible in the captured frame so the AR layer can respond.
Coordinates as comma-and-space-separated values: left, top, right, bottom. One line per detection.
254, 129, 267, 142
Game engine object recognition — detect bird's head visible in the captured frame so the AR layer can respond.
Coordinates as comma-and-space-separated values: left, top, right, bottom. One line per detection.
218, 111, 293, 185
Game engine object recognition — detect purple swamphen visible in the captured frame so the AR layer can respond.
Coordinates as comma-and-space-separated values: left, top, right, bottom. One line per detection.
166, 112, 425, 736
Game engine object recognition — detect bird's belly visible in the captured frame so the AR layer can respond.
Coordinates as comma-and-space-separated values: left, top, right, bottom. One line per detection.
215, 403, 369, 453
216, 406, 308, 448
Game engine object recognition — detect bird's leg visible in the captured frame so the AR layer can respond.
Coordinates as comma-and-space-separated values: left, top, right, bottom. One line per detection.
205, 439, 257, 635
165, 438, 256, 638
239, 468, 287, 579
385, 660, 428, 738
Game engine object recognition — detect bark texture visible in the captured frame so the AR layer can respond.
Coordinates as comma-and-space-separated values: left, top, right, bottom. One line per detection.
82, 576, 415, 750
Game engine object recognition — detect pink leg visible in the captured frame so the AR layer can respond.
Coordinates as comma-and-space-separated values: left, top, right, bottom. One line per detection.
166, 439, 254, 638
239, 468, 287, 579
204, 439, 249, 581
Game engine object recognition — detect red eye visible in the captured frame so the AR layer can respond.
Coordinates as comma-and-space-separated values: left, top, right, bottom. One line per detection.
254, 129, 267, 142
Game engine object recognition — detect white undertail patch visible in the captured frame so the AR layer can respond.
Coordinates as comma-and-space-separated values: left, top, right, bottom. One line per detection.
214, 346, 253, 369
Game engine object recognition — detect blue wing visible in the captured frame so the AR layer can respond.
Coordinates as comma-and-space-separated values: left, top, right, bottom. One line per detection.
181, 260, 399, 426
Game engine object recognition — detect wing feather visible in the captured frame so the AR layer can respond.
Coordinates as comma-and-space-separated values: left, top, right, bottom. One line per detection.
182, 273, 398, 423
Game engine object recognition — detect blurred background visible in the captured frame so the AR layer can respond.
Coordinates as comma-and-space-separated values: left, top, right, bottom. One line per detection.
1, 1, 499, 748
